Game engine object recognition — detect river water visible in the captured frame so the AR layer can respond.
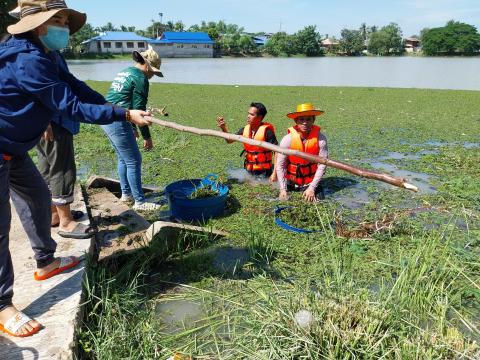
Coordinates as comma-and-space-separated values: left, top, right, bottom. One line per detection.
67, 56, 480, 90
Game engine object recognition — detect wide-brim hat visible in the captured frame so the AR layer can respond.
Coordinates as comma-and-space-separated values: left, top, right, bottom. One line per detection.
133, 45, 164, 77
287, 103, 324, 119
7, 0, 86, 35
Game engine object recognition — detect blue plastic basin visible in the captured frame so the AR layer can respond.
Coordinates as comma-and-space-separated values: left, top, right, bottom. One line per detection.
165, 174, 228, 222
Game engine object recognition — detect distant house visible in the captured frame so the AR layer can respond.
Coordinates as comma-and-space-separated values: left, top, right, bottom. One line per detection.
404, 37, 421, 53
252, 35, 269, 46
321, 38, 340, 51
82, 31, 150, 54
150, 32, 214, 58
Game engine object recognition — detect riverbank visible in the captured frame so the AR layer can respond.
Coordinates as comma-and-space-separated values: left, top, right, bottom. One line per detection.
75, 84, 479, 359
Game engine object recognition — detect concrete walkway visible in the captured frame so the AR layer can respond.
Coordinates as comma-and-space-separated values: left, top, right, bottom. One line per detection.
0, 186, 92, 360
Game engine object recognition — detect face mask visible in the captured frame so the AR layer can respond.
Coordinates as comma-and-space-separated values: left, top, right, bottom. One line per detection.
39, 25, 70, 51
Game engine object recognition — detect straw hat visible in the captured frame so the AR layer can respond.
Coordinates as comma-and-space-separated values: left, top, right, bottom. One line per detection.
287, 103, 324, 119
7, 0, 86, 35
133, 45, 164, 77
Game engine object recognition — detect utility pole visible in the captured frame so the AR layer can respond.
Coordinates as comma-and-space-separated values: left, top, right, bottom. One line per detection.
159, 12, 163, 38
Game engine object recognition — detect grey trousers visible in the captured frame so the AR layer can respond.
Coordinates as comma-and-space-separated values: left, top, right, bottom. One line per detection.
0, 153, 56, 311
36, 123, 76, 206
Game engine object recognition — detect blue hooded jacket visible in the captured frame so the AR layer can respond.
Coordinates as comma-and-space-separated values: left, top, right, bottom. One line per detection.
0, 35, 126, 155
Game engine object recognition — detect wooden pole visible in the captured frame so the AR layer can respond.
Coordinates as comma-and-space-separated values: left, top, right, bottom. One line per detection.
148, 117, 419, 192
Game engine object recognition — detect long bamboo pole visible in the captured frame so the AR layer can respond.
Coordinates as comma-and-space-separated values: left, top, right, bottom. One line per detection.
148, 117, 419, 192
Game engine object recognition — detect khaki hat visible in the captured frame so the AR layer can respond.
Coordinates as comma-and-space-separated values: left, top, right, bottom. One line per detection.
7, 0, 86, 35
133, 45, 164, 77
287, 103, 324, 119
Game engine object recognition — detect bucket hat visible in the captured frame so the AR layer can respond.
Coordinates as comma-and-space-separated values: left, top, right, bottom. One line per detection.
7, 0, 86, 35
287, 103, 324, 119
133, 45, 164, 77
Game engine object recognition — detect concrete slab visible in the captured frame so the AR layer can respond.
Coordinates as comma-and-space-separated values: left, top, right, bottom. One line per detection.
89, 189, 227, 262
0, 186, 92, 360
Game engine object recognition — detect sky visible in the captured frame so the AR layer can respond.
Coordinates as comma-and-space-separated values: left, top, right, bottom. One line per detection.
67, 0, 480, 38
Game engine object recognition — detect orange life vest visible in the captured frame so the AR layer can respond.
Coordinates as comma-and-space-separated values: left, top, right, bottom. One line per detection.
286, 125, 321, 186
242, 123, 274, 172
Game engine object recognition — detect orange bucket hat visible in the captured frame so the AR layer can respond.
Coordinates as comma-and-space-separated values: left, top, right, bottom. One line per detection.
287, 103, 324, 119
7, 0, 86, 35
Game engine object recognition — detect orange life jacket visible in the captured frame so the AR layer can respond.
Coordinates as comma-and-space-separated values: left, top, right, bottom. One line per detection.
242, 123, 274, 172
286, 125, 321, 186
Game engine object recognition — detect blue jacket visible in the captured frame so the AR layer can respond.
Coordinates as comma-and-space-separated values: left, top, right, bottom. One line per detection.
52, 52, 106, 135
0, 35, 126, 155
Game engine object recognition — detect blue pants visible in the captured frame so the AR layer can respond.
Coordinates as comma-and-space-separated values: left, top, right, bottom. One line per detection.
101, 121, 145, 204
0, 154, 56, 311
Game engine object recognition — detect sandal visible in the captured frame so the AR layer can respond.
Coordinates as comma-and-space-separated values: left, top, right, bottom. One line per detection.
57, 223, 95, 239
34, 256, 80, 281
51, 210, 85, 228
0, 311, 42, 337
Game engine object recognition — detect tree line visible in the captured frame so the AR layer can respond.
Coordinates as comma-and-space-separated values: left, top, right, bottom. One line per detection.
65, 19, 480, 57
1, 0, 478, 57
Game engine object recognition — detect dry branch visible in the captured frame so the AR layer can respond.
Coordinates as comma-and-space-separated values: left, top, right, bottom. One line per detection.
148, 117, 419, 192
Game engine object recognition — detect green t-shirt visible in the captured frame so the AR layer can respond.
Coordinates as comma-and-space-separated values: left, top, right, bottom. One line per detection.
106, 66, 151, 140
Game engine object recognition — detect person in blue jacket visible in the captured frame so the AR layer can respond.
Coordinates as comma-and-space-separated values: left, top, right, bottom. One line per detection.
0, 0, 151, 337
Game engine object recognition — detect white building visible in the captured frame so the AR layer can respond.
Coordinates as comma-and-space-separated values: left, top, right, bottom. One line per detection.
82, 32, 150, 54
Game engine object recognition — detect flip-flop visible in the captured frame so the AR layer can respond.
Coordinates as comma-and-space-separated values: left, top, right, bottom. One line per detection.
0, 311, 42, 337
33, 256, 80, 281
51, 210, 85, 228
57, 223, 95, 239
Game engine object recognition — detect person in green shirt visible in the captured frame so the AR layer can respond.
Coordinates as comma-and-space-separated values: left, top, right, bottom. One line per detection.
101, 46, 164, 211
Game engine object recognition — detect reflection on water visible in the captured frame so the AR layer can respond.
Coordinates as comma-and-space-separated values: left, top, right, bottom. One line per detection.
370, 161, 437, 194
155, 299, 205, 334
67, 57, 480, 90
211, 247, 250, 274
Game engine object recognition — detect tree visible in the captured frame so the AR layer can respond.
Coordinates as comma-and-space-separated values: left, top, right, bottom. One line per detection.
164, 21, 175, 32
368, 22, 403, 55
422, 21, 480, 55
419, 27, 430, 42
264, 32, 296, 56
1, 0, 17, 34
120, 25, 136, 32
69, 23, 98, 52
174, 21, 185, 32
96, 22, 118, 32
239, 35, 255, 54
360, 23, 368, 42
340, 28, 364, 55
295, 25, 323, 56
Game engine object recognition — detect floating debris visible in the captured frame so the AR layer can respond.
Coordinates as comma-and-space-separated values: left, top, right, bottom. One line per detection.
295, 309, 315, 329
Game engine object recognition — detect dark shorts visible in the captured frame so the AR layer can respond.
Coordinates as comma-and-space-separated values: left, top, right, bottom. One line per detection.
247, 169, 273, 178
36, 122, 76, 206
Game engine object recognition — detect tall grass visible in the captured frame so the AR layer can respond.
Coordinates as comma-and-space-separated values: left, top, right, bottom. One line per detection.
78, 209, 479, 359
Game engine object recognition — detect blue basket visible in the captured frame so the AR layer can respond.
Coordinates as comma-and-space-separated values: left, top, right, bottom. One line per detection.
274, 206, 322, 234
165, 174, 229, 222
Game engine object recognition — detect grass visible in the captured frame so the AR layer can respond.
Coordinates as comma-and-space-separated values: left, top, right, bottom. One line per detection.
75, 83, 480, 359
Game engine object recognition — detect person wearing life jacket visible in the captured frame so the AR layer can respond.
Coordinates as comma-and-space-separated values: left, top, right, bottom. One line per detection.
276, 103, 328, 202
217, 102, 278, 181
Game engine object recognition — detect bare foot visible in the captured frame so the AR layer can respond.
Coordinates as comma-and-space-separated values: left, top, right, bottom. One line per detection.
0, 305, 41, 336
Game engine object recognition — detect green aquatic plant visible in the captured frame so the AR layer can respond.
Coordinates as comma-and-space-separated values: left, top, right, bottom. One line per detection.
76, 82, 480, 358
188, 185, 219, 200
